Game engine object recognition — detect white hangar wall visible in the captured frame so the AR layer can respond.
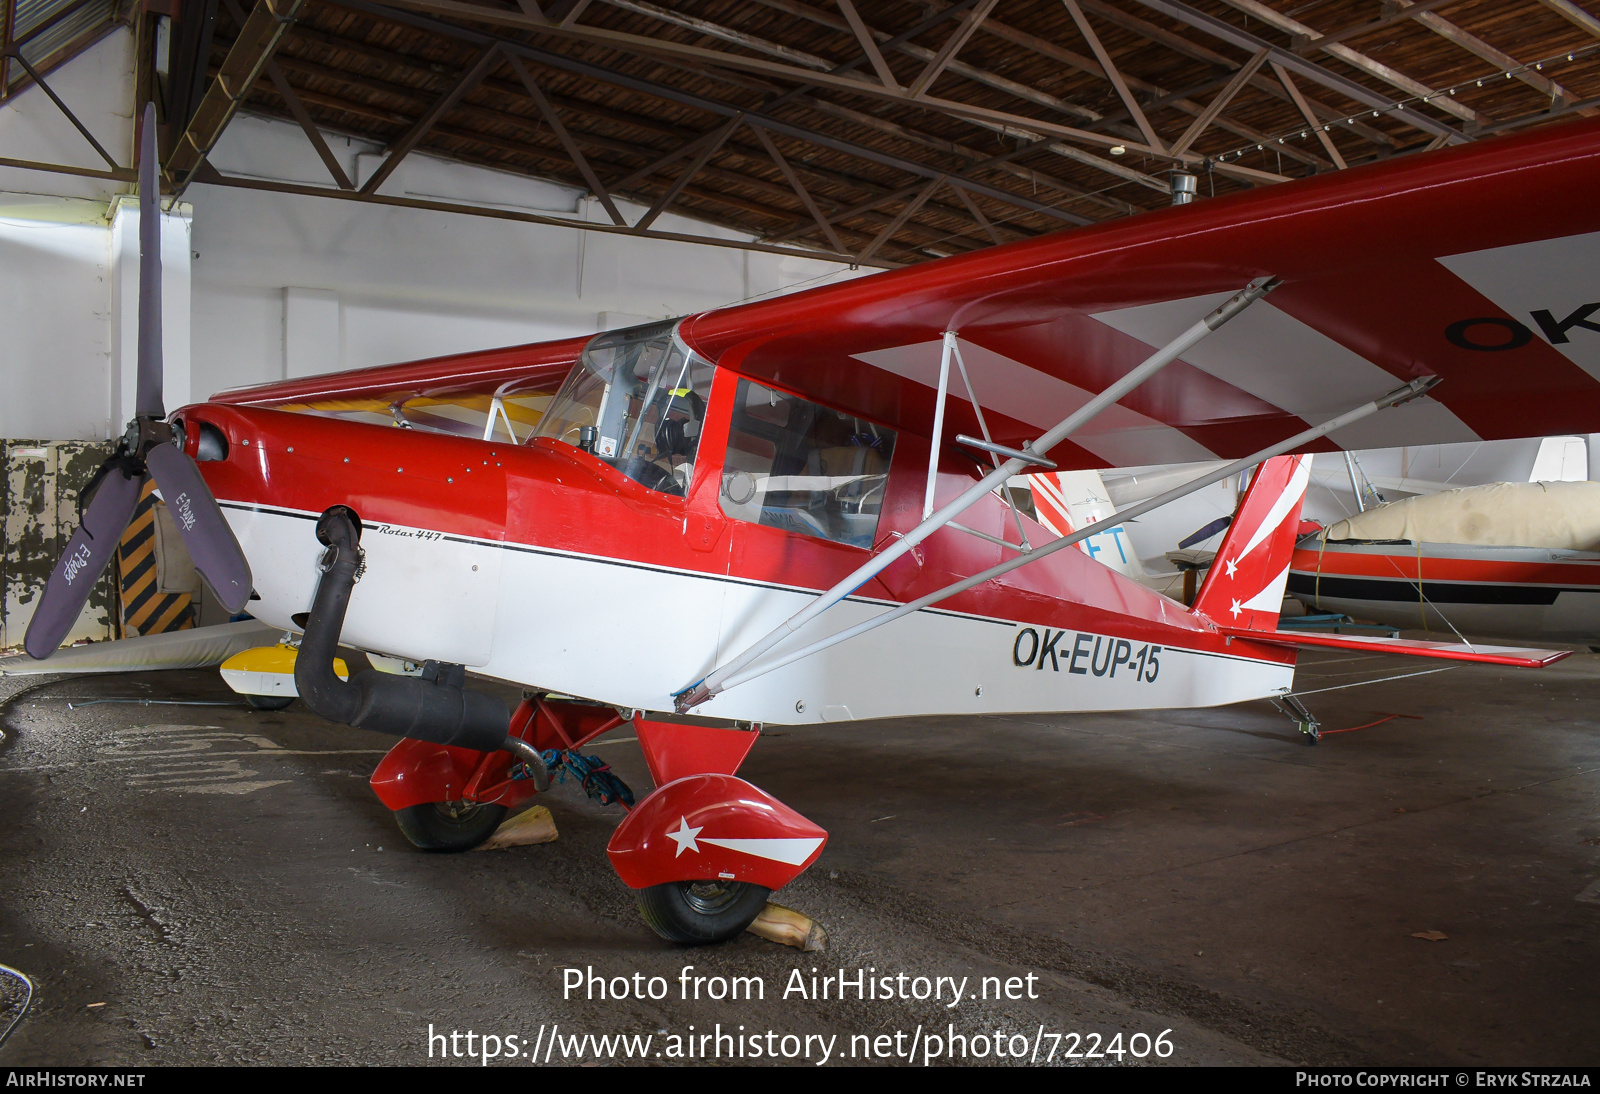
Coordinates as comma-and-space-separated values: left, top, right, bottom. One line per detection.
0, 29, 135, 440
0, 194, 115, 439
188, 112, 858, 397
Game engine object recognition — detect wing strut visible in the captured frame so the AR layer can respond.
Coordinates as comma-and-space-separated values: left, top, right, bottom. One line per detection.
681, 374, 1440, 709
484, 394, 520, 443
932, 331, 1038, 553
673, 275, 1284, 712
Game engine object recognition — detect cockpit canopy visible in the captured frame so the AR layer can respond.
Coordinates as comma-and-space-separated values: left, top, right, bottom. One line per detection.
534, 320, 714, 497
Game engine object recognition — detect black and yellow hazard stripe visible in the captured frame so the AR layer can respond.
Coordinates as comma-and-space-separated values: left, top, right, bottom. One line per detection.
118, 479, 195, 637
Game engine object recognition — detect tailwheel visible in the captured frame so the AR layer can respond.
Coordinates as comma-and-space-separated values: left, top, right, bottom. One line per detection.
1271, 693, 1321, 745
393, 801, 507, 851
636, 880, 771, 944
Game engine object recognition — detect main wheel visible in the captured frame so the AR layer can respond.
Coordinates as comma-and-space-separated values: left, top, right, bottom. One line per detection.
244, 694, 294, 711
392, 801, 508, 851
636, 880, 770, 944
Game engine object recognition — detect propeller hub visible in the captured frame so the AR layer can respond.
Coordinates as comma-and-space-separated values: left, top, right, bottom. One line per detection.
118, 415, 177, 465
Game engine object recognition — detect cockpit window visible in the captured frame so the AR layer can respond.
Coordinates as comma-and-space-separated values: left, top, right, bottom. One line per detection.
533, 320, 714, 497
720, 378, 896, 549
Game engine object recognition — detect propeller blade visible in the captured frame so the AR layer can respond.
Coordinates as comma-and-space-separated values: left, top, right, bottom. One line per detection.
144, 441, 254, 613
136, 101, 164, 420
23, 468, 143, 660
1178, 515, 1232, 551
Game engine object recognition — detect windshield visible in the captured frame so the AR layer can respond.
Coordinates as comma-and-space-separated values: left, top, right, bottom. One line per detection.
533, 320, 714, 496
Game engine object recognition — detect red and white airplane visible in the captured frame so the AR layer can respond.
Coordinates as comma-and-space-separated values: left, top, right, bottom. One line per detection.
26, 107, 1600, 944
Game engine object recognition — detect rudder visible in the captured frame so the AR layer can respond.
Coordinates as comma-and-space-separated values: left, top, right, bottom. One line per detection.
1191, 454, 1312, 631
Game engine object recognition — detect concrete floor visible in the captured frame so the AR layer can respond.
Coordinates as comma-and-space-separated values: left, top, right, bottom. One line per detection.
0, 647, 1596, 1066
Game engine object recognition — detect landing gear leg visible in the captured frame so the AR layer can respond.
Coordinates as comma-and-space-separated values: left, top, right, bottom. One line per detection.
1271, 692, 1321, 745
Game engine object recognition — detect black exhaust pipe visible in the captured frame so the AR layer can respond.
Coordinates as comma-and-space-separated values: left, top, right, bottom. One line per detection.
294, 506, 548, 790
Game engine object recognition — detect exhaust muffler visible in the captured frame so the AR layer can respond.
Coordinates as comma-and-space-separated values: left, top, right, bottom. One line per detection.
293, 506, 548, 790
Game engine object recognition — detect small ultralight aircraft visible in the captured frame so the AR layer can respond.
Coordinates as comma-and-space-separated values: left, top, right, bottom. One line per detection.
1290, 480, 1600, 645
25, 105, 1600, 944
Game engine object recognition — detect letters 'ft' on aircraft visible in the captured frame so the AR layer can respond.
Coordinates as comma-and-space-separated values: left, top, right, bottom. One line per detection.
25, 106, 1599, 944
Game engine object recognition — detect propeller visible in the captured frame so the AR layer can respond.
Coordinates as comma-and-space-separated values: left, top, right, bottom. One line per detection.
1178, 515, 1232, 551
23, 103, 253, 660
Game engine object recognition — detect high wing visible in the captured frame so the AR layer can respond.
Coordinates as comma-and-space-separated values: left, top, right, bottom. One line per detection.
674, 115, 1600, 468
214, 116, 1600, 467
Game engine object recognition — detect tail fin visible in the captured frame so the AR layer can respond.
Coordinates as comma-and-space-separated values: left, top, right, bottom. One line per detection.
1027, 470, 1147, 581
1191, 454, 1311, 631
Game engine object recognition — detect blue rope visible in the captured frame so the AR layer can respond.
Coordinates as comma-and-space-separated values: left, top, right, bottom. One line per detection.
516, 749, 635, 808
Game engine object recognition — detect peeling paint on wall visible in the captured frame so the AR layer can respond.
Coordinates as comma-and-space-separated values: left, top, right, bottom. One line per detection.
2, 439, 117, 652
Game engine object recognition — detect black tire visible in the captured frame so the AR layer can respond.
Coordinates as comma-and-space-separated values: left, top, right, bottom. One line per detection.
245, 693, 294, 711
392, 802, 508, 851
636, 880, 771, 944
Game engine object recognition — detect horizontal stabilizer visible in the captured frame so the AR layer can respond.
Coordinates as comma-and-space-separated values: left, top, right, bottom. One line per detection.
1224, 628, 1570, 668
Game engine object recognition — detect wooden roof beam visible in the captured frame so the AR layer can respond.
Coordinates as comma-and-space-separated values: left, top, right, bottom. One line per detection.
218, 0, 350, 187
835, 0, 1306, 174
207, 169, 904, 265
264, 57, 354, 187
1130, 0, 1470, 144
242, 73, 960, 261
908, 0, 998, 98
169, 0, 307, 189
1216, 0, 1489, 127
504, 51, 626, 224
5, 49, 120, 169
860, 176, 944, 260
337, 0, 1110, 224
752, 0, 1102, 123
1536, 0, 1600, 40
1128, 70, 1330, 169
367, 0, 1185, 161
791, 93, 1149, 211
834, 0, 900, 91
1170, 48, 1269, 157
748, 121, 852, 257
1394, 0, 1592, 113
276, 19, 1125, 222
584, 0, 1087, 223
1074, 0, 1396, 148
947, 182, 1002, 245
254, 38, 987, 230
632, 113, 743, 232
1294, 0, 1461, 52
1060, 0, 1164, 151
1271, 61, 1346, 170
608, 0, 1277, 192
361, 40, 499, 193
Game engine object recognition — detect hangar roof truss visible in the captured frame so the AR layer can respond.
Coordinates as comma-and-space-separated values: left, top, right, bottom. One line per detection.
11, 0, 1600, 266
